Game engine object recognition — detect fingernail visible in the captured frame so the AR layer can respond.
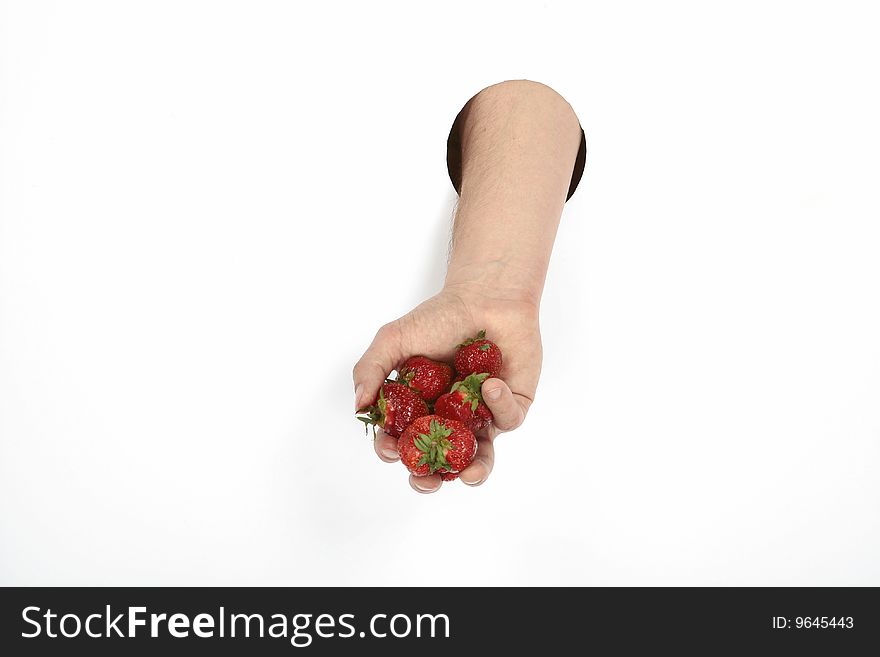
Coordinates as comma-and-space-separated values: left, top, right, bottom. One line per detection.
484, 386, 502, 401
354, 383, 364, 410
381, 447, 399, 460
461, 473, 487, 486
412, 479, 434, 493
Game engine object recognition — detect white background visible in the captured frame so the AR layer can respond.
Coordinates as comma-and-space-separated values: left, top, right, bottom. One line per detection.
1, 1, 878, 585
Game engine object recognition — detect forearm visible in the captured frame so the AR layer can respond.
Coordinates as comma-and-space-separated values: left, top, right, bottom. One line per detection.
444, 80, 583, 306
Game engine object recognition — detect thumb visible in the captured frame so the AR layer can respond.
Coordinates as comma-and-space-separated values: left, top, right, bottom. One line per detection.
481, 378, 531, 432
353, 322, 404, 411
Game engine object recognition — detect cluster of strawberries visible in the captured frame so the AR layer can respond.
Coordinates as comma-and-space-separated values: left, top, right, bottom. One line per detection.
357, 331, 503, 481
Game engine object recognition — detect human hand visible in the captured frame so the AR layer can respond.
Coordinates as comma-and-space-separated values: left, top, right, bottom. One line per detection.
353, 284, 541, 493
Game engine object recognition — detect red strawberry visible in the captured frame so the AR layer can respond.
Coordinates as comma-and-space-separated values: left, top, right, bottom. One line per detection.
440, 471, 460, 481
434, 372, 494, 433
398, 415, 476, 477
356, 382, 429, 438
454, 330, 502, 378
397, 356, 453, 402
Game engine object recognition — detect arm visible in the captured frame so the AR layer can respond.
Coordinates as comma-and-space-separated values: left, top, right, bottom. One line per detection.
446, 79, 583, 307
353, 80, 584, 493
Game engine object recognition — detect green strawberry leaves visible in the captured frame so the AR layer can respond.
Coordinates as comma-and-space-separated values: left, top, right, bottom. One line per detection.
450, 372, 489, 412
356, 415, 378, 437
457, 329, 487, 349
377, 386, 387, 416
355, 386, 387, 438
414, 419, 455, 474
397, 368, 415, 386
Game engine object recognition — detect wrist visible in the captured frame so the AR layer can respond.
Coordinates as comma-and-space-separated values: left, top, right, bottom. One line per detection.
443, 199, 555, 313
444, 259, 543, 311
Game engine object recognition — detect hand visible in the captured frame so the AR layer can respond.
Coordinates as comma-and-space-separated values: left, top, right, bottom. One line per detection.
353, 283, 541, 493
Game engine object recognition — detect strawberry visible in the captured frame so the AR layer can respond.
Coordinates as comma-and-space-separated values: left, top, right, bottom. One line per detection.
398, 415, 477, 477
397, 356, 453, 402
357, 382, 429, 438
440, 471, 460, 481
454, 329, 502, 378
434, 372, 494, 432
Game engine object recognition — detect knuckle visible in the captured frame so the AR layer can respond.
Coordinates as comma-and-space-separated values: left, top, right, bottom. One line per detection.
380, 320, 405, 347
352, 360, 366, 381
375, 321, 397, 341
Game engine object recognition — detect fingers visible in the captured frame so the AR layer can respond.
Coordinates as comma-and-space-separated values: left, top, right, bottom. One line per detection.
374, 429, 439, 493
410, 473, 442, 494
374, 429, 440, 493
352, 322, 404, 411
373, 429, 399, 463
458, 435, 495, 486
376, 440, 442, 494
450, 378, 527, 489
481, 378, 530, 432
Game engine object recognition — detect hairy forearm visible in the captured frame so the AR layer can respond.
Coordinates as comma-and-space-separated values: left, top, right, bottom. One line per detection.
444, 80, 583, 307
